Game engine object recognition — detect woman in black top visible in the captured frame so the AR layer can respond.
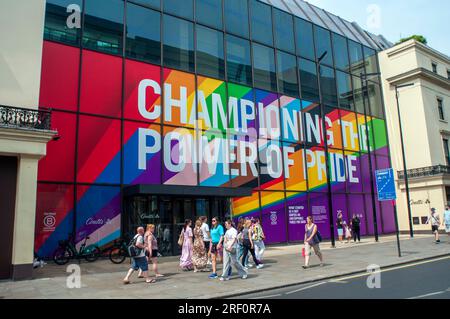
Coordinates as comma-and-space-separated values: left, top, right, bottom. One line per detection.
351, 214, 361, 243
336, 211, 344, 243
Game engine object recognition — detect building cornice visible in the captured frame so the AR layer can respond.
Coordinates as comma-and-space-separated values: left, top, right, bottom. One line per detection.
386, 67, 450, 89
386, 39, 450, 64
0, 126, 56, 144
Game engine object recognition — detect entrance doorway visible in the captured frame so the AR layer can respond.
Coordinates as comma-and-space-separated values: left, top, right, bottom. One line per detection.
123, 196, 230, 256
0, 156, 17, 279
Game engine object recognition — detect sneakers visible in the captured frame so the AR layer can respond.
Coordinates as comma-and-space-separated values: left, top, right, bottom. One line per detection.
246, 264, 254, 268
256, 264, 264, 269
241, 274, 248, 279
220, 277, 230, 281
208, 273, 218, 279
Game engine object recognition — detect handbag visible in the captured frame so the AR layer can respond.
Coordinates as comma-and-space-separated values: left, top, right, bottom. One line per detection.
177, 230, 184, 247
127, 235, 142, 257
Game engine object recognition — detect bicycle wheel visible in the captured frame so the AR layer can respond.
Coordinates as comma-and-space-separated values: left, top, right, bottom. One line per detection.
84, 246, 100, 262
109, 247, 127, 264
53, 247, 72, 265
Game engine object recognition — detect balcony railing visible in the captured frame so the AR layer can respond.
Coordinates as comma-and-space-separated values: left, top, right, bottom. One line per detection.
398, 165, 450, 179
0, 105, 52, 131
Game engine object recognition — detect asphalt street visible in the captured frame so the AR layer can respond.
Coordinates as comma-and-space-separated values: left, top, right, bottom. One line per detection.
231, 256, 450, 299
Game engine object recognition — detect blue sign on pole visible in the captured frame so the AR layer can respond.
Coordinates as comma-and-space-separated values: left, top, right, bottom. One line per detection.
375, 168, 397, 201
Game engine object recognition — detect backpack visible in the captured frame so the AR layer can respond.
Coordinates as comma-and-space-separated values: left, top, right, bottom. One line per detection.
127, 235, 142, 257
315, 225, 323, 243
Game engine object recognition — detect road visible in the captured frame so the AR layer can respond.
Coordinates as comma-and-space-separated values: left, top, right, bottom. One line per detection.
231, 256, 450, 299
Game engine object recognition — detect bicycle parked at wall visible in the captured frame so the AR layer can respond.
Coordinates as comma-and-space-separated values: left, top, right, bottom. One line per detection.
53, 234, 100, 265
108, 238, 130, 264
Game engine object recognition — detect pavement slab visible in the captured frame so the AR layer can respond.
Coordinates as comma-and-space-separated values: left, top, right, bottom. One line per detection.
0, 234, 449, 299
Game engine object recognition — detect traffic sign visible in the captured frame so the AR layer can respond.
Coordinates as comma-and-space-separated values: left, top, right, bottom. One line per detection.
375, 168, 397, 201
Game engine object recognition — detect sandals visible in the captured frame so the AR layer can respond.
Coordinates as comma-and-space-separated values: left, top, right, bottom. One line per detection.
123, 280, 130, 285
146, 278, 156, 284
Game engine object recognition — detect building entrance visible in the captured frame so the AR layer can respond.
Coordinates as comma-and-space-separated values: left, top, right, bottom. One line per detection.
123, 196, 230, 256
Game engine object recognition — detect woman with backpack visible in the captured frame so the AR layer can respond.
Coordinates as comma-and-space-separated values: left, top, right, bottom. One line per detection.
179, 219, 194, 271
302, 216, 323, 269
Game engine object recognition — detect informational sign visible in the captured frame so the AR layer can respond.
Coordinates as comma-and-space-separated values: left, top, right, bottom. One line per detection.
375, 168, 397, 201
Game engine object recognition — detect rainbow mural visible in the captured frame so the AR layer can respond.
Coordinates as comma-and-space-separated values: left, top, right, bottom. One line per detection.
36, 41, 394, 257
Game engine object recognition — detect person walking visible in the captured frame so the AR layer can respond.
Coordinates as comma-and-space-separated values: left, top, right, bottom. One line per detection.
428, 208, 441, 244
241, 219, 263, 269
336, 211, 344, 243
351, 214, 361, 243
443, 206, 450, 241
180, 219, 194, 271
139, 224, 164, 278
192, 219, 208, 272
208, 217, 224, 279
252, 217, 265, 264
220, 219, 248, 281
123, 227, 156, 284
200, 216, 212, 266
302, 216, 323, 269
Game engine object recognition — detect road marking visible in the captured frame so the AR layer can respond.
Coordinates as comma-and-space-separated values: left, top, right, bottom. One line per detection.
285, 282, 326, 295
332, 256, 450, 282
250, 294, 281, 299
407, 291, 446, 299
328, 280, 348, 284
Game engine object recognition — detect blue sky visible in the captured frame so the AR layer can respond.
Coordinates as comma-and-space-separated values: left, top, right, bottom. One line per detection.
306, 0, 450, 56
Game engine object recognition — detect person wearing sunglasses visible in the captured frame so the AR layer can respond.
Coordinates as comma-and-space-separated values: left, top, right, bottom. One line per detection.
208, 217, 224, 279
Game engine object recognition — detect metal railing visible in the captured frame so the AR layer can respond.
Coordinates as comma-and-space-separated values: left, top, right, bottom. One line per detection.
0, 105, 52, 130
398, 165, 450, 179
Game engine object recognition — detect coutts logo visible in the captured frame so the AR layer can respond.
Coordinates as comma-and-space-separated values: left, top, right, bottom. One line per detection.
85, 218, 113, 226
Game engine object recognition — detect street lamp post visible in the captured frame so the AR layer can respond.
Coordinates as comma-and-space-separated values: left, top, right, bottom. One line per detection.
395, 83, 415, 238
360, 72, 381, 242
315, 51, 336, 248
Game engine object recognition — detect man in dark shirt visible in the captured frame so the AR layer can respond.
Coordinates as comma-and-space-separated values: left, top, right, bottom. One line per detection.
351, 214, 361, 243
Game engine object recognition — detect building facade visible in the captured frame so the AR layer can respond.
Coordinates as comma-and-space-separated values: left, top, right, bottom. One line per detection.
379, 39, 450, 232
32, 0, 396, 259
0, 0, 55, 280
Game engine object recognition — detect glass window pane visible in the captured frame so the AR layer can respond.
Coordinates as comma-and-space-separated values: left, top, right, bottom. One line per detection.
126, 4, 160, 64
320, 65, 337, 106
250, 0, 273, 46
224, 0, 249, 38
364, 46, 379, 76
333, 33, 350, 72
298, 58, 319, 102
44, 0, 82, 45
128, 0, 160, 9
83, 0, 124, 55
163, 0, 194, 20
163, 15, 194, 72
253, 43, 277, 92
295, 18, 315, 60
352, 75, 364, 114
314, 26, 333, 67
349, 40, 365, 75
226, 34, 252, 86
196, 0, 223, 29
274, 8, 294, 53
336, 71, 353, 110
368, 81, 384, 118
196, 25, 225, 79
277, 51, 298, 97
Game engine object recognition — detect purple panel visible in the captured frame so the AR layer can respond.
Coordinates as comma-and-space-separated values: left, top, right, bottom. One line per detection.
308, 192, 331, 239
365, 194, 382, 235
286, 193, 308, 242
261, 199, 287, 244
376, 155, 390, 170
381, 201, 396, 233
360, 154, 372, 194
348, 194, 367, 236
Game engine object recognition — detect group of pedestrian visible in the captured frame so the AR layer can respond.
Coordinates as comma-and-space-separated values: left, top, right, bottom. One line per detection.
123, 224, 164, 284
336, 211, 361, 244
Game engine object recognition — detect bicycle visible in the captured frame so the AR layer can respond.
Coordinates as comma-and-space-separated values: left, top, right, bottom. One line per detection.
108, 238, 130, 264
53, 235, 100, 265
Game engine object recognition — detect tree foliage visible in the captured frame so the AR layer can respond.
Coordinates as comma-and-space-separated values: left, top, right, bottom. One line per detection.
397, 35, 427, 45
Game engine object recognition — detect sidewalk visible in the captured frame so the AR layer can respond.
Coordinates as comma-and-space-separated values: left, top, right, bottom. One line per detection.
0, 234, 449, 299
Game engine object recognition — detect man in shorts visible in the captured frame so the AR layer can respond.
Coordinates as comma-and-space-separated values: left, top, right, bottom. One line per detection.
123, 227, 155, 284
428, 208, 441, 244
200, 216, 212, 265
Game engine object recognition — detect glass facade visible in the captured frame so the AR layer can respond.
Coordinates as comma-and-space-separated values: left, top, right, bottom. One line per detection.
37, 0, 390, 256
